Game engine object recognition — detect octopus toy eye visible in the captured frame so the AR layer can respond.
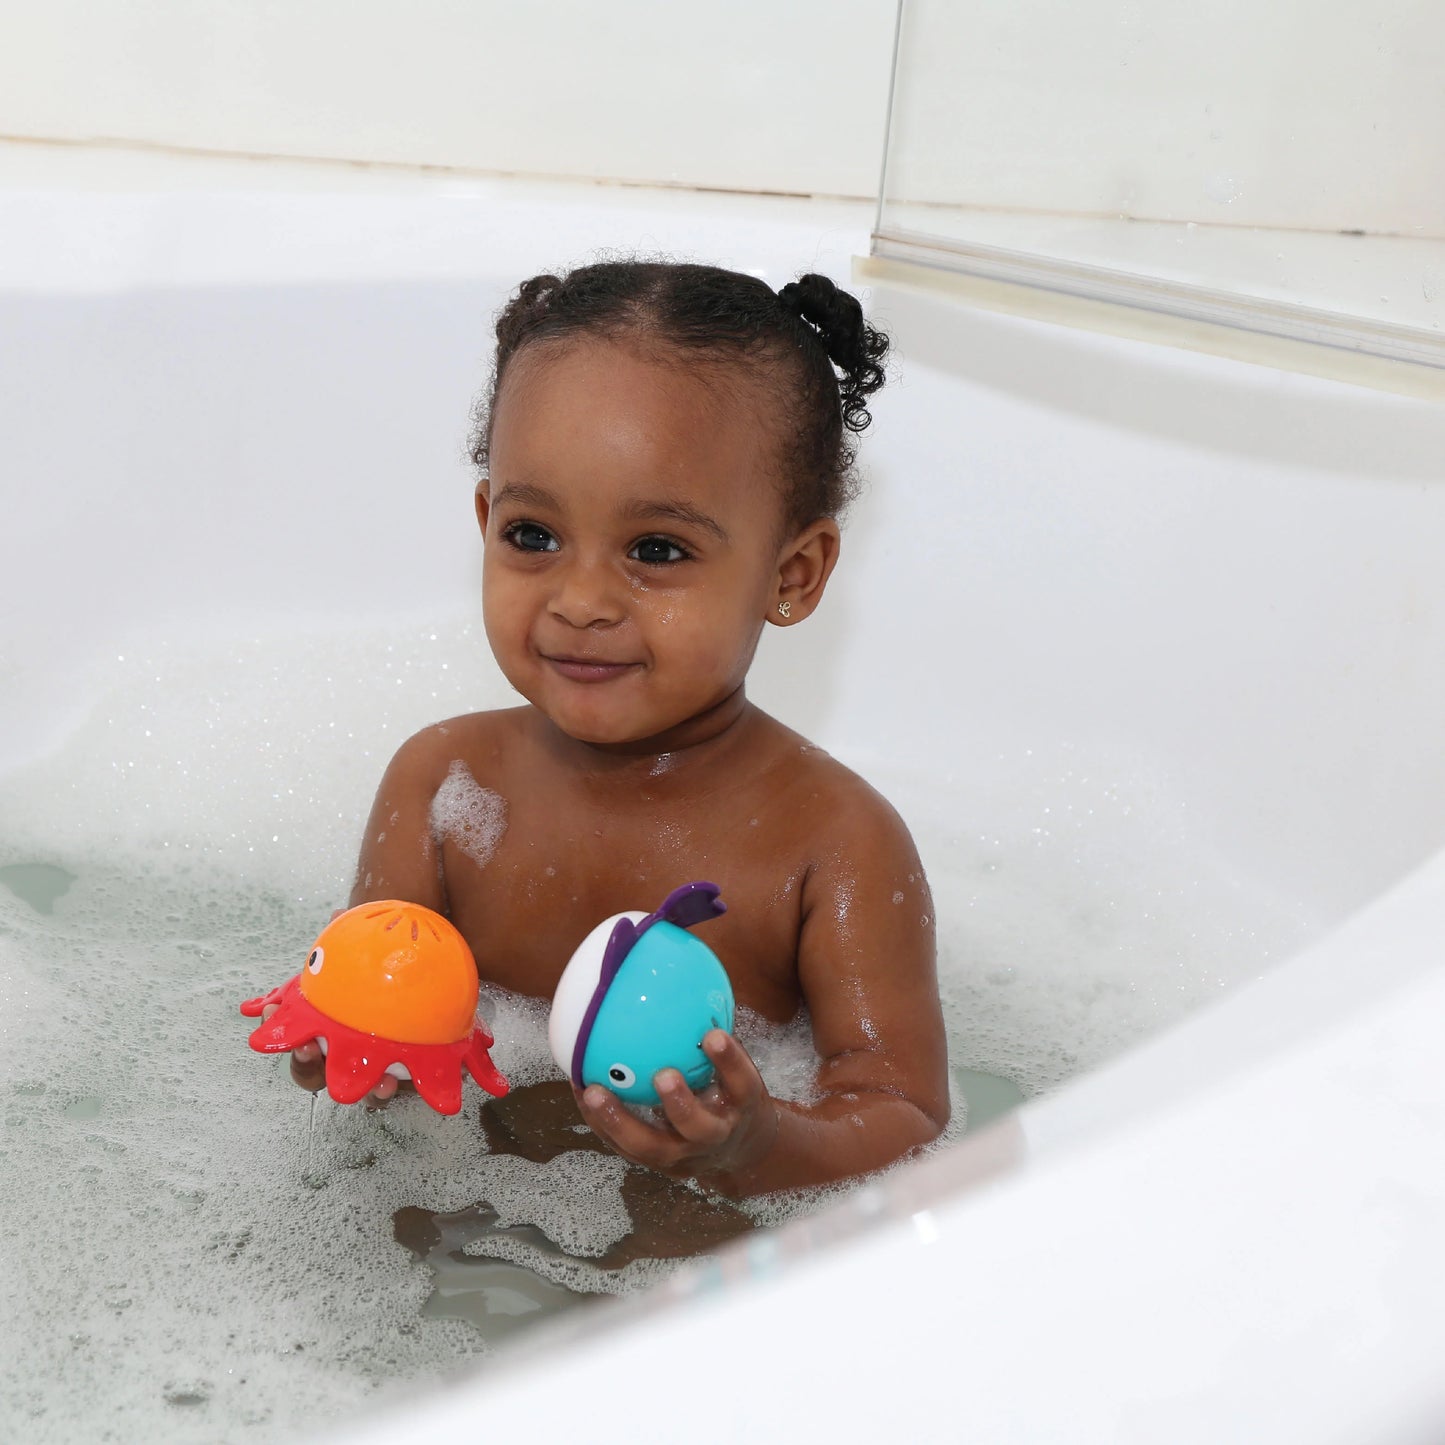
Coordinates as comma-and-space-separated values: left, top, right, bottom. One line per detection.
607, 1064, 636, 1088
306, 947, 324, 975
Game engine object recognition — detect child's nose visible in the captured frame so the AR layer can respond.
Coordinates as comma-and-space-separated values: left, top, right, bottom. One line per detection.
548, 555, 626, 629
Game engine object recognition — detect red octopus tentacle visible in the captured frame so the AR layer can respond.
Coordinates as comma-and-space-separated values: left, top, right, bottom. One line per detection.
244, 977, 331, 1053
322, 1035, 396, 1105
463, 1034, 510, 1099
406, 1047, 465, 1115
239, 982, 287, 1018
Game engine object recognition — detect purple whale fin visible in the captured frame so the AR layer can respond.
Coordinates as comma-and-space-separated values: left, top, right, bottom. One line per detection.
651, 881, 726, 932
568, 882, 726, 1088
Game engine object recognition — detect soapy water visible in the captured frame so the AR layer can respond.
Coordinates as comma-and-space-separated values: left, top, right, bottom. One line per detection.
0, 617, 1319, 1442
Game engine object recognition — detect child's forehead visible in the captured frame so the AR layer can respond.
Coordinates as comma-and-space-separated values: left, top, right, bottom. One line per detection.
497, 335, 767, 442
491, 337, 783, 501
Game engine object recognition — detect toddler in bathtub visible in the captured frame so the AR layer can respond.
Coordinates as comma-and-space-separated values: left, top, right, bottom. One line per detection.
280, 260, 949, 1197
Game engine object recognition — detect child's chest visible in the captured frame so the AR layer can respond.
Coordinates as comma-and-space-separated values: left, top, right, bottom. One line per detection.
441, 791, 809, 1021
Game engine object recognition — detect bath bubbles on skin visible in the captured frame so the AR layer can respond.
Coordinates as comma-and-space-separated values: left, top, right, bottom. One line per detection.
430, 760, 507, 870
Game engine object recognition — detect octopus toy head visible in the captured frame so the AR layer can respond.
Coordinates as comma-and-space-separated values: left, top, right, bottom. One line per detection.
548, 882, 734, 1106
240, 900, 509, 1113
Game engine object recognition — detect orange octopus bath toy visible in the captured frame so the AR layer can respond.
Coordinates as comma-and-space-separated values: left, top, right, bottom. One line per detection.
239, 900, 508, 1113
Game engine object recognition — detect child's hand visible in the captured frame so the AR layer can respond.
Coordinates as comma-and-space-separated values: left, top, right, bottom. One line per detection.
258, 1003, 403, 1109
575, 1030, 780, 1189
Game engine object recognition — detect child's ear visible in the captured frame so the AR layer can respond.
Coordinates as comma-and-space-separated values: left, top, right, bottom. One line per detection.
474, 482, 491, 536
770, 518, 841, 626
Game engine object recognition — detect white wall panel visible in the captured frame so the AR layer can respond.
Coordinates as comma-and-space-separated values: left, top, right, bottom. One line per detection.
885, 0, 1445, 235
0, 1, 899, 197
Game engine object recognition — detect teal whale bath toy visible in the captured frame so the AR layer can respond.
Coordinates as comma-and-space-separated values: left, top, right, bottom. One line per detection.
548, 882, 734, 1106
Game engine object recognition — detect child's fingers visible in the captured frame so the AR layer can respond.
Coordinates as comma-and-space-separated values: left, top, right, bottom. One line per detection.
654, 1070, 734, 1146
576, 1037, 771, 1173
576, 1085, 684, 1170
260, 1001, 326, 1091
289, 1052, 327, 1092
702, 1030, 765, 1109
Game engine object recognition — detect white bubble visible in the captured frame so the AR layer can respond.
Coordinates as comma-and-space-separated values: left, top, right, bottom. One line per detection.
430, 761, 507, 870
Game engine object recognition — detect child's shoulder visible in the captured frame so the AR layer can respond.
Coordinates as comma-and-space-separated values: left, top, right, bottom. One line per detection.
750, 712, 916, 854
383, 707, 531, 788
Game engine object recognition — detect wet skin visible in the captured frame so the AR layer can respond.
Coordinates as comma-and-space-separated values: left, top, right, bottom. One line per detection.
285, 337, 950, 1198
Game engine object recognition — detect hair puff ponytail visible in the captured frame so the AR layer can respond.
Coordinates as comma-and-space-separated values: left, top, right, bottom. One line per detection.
777, 273, 889, 434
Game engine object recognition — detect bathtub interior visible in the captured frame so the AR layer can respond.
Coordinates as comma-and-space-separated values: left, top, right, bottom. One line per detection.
4, 187, 1445, 1441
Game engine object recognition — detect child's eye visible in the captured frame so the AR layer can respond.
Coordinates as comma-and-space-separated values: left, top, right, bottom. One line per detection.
503, 522, 559, 554
629, 536, 689, 565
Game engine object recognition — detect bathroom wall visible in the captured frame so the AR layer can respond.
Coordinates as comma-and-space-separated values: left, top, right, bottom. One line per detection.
885, 0, 1445, 235
2, 1, 1441, 239
0, 0, 898, 197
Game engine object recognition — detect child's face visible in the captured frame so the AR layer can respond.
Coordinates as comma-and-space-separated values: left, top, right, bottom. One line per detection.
478, 337, 799, 749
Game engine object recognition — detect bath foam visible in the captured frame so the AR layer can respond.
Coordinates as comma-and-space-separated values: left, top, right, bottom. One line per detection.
0, 615, 1319, 1440
865, 753, 1321, 1100
0, 617, 510, 905
458, 1233, 682, 1299
733, 1007, 825, 1107
430, 760, 507, 870
472, 987, 559, 1091
0, 862, 497, 1441
461, 1151, 633, 1258
0, 861, 842, 1442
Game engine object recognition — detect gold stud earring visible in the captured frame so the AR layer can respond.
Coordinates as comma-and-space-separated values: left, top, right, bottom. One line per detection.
777, 600, 791, 619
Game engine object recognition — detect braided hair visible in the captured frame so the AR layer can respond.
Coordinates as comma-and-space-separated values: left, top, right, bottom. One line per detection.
469, 261, 889, 529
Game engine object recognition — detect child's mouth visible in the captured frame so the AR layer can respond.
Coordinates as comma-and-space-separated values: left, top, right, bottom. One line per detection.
543, 655, 640, 684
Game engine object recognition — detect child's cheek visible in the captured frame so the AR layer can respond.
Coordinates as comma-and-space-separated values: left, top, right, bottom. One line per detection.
480, 592, 535, 687
674, 624, 752, 688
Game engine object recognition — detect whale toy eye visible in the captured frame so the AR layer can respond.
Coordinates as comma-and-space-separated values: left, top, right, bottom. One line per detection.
306, 947, 324, 975
607, 1063, 636, 1088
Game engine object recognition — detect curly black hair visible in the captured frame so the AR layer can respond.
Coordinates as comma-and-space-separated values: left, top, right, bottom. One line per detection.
468, 260, 889, 528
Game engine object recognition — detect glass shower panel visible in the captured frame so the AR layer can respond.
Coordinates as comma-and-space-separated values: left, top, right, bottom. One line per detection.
875, 0, 1445, 366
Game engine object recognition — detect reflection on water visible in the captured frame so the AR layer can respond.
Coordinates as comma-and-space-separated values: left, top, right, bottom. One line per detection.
394, 1073, 1027, 1342
0, 861, 76, 915
395, 1203, 597, 1342
393, 1081, 756, 1342
951, 1067, 1025, 1133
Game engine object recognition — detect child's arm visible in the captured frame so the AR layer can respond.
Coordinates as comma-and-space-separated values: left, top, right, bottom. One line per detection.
277, 725, 455, 1102
346, 724, 454, 912
576, 788, 951, 1197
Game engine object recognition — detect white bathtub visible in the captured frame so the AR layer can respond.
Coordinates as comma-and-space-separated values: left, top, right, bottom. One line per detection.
5, 183, 1445, 1443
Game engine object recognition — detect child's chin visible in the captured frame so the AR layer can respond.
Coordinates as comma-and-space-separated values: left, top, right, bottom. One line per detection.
545, 701, 679, 749
555, 716, 652, 747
